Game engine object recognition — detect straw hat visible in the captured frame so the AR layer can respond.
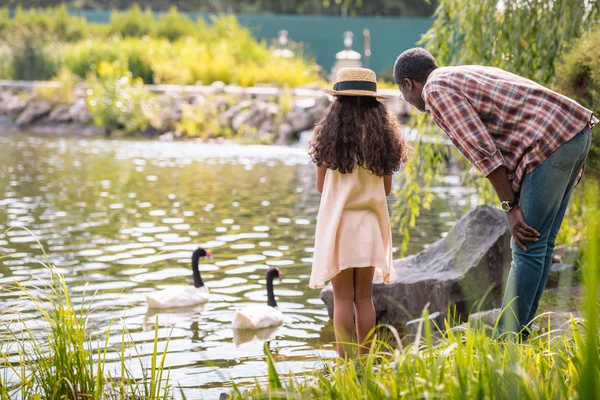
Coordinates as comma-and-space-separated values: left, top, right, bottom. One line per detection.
324, 68, 389, 100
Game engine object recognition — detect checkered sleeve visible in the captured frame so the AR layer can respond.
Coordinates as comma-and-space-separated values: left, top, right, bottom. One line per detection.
425, 89, 505, 176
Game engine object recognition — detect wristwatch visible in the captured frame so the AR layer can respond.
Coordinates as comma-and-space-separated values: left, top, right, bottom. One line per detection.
500, 199, 519, 212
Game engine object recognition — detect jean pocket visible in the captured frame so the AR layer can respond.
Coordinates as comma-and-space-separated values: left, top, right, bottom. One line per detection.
551, 130, 586, 170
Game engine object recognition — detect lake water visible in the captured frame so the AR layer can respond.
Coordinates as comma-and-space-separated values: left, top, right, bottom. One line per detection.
0, 135, 475, 399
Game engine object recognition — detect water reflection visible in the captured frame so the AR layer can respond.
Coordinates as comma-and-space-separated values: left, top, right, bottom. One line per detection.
0, 135, 467, 398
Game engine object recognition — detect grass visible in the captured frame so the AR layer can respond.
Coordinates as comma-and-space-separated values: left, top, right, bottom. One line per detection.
0, 236, 174, 399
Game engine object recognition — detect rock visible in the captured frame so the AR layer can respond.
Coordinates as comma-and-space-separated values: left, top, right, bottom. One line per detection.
48, 105, 72, 123
218, 99, 255, 127
69, 99, 92, 124
277, 96, 330, 143
320, 206, 512, 327
189, 94, 206, 108
210, 81, 226, 94
231, 101, 278, 134
547, 263, 576, 288
231, 109, 252, 132
159, 132, 175, 142
461, 308, 584, 335
275, 122, 294, 145
150, 95, 185, 132
0, 91, 26, 116
16, 101, 53, 126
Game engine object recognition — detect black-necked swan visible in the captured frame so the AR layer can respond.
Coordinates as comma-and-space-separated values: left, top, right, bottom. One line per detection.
145, 247, 212, 309
232, 267, 283, 330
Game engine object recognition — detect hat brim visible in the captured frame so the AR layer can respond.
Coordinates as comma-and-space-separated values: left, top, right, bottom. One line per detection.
323, 88, 390, 100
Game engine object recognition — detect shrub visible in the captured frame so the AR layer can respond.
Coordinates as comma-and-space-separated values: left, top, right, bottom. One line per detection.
155, 6, 196, 41
175, 100, 234, 139
48, 4, 88, 42
34, 68, 78, 104
86, 61, 156, 135
556, 25, 600, 171
63, 38, 155, 83
108, 5, 155, 38
2, 26, 60, 80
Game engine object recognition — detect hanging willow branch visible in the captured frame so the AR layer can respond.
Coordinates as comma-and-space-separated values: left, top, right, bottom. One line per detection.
392, 0, 600, 255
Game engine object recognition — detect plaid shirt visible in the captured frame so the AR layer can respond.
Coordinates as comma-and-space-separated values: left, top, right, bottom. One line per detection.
423, 66, 598, 193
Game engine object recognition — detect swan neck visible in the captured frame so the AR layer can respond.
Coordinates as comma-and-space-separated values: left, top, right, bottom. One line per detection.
266, 275, 277, 307
192, 252, 204, 288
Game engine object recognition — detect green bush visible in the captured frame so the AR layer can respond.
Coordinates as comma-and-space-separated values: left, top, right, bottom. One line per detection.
0, 6, 321, 86
176, 101, 234, 139
155, 6, 196, 41
3, 27, 60, 80
86, 61, 156, 135
108, 5, 155, 38
556, 25, 600, 171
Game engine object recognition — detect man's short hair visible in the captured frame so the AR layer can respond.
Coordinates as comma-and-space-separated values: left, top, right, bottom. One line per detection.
393, 47, 439, 85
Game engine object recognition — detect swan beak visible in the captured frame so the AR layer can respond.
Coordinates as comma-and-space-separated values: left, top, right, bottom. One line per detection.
206, 250, 213, 260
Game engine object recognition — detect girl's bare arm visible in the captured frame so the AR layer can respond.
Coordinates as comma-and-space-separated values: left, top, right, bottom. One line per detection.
316, 166, 327, 193
384, 175, 392, 196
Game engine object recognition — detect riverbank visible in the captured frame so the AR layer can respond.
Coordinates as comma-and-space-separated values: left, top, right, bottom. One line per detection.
0, 80, 411, 144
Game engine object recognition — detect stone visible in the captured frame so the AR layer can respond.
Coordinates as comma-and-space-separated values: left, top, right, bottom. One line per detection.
69, 99, 92, 124
210, 81, 226, 94
159, 132, 175, 142
0, 91, 26, 116
231, 109, 252, 132
547, 263, 577, 288
460, 308, 583, 335
278, 96, 330, 141
320, 206, 512, 327
275, 122, 294, 145
16, 101, 53, 126
150, 95, 186, 132
219, 100, 255, 127
48, 105, 72, 123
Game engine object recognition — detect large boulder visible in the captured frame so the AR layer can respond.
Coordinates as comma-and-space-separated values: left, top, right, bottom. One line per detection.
16, 100, 53, 126
48, 105, 73, 123
0, 90, 26, 117
320, 206, 512, 327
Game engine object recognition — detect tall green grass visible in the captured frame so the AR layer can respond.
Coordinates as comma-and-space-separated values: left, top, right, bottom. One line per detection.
235, 192, 600, 399
0, 242, 174, 399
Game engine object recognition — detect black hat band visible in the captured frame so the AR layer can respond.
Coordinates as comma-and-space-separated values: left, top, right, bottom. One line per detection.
333, 80, 377, 92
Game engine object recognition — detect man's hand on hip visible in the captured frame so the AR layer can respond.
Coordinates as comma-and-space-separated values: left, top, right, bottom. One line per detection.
507, 205, 540, 251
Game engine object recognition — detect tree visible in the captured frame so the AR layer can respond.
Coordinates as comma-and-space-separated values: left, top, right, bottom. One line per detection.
393, 0, 600, 253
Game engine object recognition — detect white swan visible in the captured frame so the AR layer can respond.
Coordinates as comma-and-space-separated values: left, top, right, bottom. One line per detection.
232, 267, 283, 330
145, 247, 212, 309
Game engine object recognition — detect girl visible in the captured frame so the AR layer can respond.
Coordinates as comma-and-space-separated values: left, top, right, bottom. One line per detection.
309, 68, 408, 358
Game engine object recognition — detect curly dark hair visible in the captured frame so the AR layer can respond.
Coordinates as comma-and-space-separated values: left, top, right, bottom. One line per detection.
309, 96, 409, 176
393, 47, 439, 84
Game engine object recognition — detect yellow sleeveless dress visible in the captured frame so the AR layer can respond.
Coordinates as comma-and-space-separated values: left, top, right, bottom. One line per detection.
310, 167, 395, 289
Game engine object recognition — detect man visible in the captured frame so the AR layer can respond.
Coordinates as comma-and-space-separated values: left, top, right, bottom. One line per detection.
394, 47, 597, 336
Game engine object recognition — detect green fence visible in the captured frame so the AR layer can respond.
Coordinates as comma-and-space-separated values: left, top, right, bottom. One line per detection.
64, 10, 432, 75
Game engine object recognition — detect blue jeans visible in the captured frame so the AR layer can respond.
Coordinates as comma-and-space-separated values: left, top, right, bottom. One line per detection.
499, 126, 592, 335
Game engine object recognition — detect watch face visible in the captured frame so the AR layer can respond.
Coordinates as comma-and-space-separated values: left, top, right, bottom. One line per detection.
501, 202, 510, 211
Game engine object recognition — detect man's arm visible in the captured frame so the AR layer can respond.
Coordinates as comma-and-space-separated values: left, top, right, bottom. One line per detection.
426, 90, 540, 250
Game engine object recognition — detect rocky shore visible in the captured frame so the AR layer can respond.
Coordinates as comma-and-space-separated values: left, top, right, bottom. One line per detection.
0, 81, 411, 143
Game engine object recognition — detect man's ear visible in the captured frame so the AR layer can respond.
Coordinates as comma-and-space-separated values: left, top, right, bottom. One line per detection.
402, 78, 413, 90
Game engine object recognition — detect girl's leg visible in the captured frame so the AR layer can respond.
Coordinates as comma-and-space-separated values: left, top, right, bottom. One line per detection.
331, 268, 355, 358
353, 267, 375, 356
